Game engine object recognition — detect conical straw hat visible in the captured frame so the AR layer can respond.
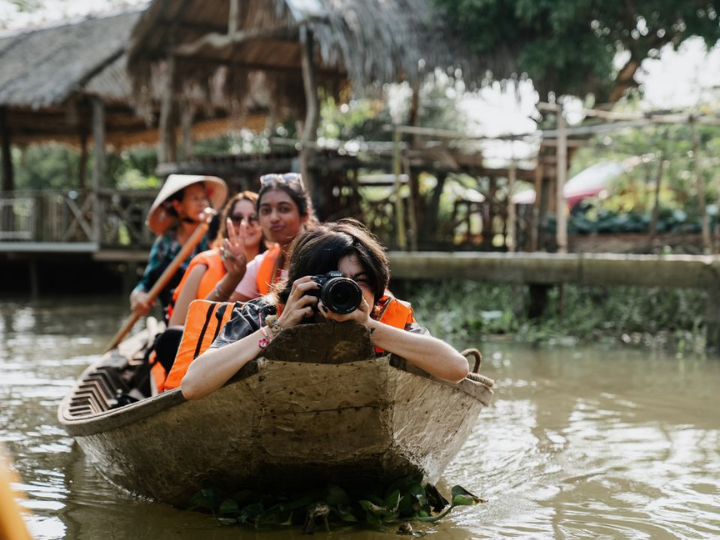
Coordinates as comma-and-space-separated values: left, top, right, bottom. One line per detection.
146, 174, 228, 235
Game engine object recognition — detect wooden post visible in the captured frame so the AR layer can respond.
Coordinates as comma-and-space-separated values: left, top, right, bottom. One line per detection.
180, 100, 194, 161
691, 118, 711, 254
649, 141, 666, 245
556, 103, 568, 253
158, 56, 177, 165
92, 97, 106, 244
78, 127, 88, 190
299, 27, 319, 204
507, 158, 517, 252
228, 0, 240, 34
403, 155, 418, 251
529, 159, 544, 252
0, 107, 13, 193
707, 286, 720, 353
393, 127, 407, 250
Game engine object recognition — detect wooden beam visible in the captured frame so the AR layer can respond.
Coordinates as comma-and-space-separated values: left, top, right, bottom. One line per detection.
387, 251, 720, 289
173, 26, 298, 56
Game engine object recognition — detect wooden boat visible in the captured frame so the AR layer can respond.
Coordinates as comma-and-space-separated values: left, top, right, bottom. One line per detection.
58, 323, 494, 507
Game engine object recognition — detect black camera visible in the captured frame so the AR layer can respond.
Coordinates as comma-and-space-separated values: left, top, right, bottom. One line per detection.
308, 271, 363, 315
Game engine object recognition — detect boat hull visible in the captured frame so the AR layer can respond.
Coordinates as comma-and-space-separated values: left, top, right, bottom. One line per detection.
59, 323, 493, 506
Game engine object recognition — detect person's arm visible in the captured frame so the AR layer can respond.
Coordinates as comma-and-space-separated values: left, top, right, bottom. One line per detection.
168, 264, 207, 326
130, 238, 164, 315
182, 277, 319, 400
319, 300, 469, 384
366, 319, 469, 383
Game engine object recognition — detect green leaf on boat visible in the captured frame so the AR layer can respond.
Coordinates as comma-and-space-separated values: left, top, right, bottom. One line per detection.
450, 485, 486, 507
218, 498, 239, 516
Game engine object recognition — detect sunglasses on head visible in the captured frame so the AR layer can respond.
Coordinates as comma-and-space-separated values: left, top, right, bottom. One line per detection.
229, 213, 259, 226
259, 173, 304, 189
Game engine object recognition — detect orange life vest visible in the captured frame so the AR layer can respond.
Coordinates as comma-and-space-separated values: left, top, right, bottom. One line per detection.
256, 244, 282, 295
163, 300, 235, 391
375, 292, 415, 330
168, 249, 226, 319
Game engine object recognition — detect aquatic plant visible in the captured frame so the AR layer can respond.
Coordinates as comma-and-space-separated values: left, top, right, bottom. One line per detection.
188, 475, 484, 534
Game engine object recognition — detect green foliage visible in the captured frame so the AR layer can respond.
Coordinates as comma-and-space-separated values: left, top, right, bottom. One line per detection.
432, 0, 720, 100
188, 476, 484, 533
12, 143, 159, 191
568, 121, 720, 225
406, 279, 707, 352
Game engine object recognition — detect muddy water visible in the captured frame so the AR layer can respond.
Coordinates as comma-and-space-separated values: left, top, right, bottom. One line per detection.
1, 295, 719, 540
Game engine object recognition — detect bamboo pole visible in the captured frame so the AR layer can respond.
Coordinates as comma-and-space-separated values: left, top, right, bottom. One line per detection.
393, 127, 407, 250
691, 118, 711, 254
556, 103, 568, 254
105, 221, 210, 352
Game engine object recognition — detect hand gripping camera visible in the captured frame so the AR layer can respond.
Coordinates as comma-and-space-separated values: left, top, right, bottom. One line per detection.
308, 271, 363, 315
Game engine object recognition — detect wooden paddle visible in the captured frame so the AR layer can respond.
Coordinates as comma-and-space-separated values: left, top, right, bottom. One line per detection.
0, 446, 32, 540
104, 220, 211, 353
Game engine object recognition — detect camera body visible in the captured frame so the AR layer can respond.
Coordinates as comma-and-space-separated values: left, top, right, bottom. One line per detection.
308, 271, 363, 315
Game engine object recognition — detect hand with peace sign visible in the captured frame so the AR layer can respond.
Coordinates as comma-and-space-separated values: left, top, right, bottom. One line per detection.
220, 217, 249, 279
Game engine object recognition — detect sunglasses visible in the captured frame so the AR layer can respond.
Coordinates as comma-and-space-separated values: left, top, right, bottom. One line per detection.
229, 213, 259, 226
259, 173, 304, 189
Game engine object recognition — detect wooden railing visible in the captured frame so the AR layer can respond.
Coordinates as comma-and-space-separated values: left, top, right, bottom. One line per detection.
0, 189, 156, 248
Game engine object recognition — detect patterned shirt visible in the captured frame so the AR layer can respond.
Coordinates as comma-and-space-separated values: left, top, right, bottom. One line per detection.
133, 229, 210, 312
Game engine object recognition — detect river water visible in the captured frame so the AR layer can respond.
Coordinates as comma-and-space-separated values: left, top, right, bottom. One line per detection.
1, 295, 719, 540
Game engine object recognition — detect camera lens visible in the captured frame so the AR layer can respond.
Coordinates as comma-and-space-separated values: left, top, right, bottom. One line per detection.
321, 278, 362, 314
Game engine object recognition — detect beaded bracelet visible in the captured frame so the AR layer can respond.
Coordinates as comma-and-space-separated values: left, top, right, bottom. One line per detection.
264, 314, 283, 336
258, 314, 271, 349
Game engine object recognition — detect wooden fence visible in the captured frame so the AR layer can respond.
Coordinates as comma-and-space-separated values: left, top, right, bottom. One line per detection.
0, 189, 156, 249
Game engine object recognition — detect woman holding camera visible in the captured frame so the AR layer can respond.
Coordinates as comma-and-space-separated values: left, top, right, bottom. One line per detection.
181, 220, 470, 401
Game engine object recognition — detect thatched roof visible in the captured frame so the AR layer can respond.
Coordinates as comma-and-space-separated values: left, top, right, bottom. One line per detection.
0, 10, 142, 109
127, 0, 503, 116
0, 8, 270, 148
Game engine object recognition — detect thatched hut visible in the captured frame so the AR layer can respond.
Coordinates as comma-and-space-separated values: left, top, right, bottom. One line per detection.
127, 0, 496, 195
0, 8, 269, 192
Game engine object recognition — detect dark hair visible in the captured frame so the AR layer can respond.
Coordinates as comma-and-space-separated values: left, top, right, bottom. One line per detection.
257, 176, 313, 219
162, 187, 186, 219
276, 219, 390, 305
213, 191, 265, 251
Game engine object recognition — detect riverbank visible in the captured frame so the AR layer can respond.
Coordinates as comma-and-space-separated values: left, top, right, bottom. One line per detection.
403, 280, 708, 355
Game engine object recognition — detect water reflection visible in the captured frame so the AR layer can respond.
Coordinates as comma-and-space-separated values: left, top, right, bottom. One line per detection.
2, 297, 720, 539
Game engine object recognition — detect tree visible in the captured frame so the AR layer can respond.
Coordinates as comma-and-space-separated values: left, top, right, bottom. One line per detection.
432, 0, 720, 103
